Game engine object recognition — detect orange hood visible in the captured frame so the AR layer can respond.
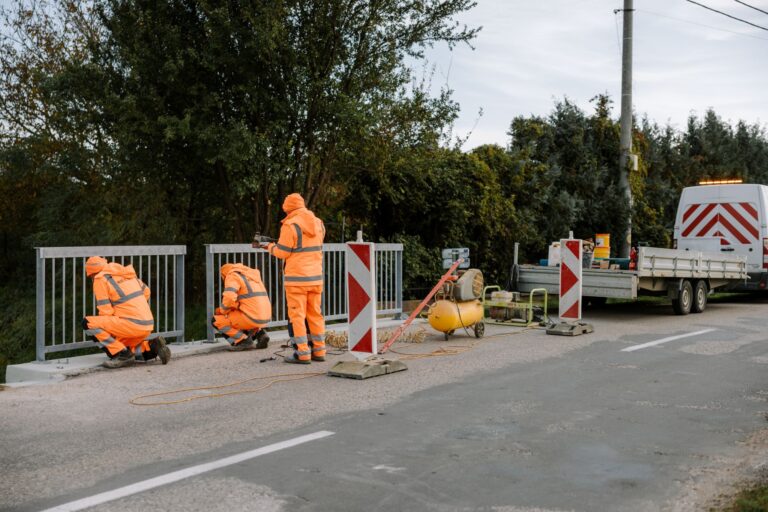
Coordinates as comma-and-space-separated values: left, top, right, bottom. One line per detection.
94, 262, 139, 279
220, 263, 262, 282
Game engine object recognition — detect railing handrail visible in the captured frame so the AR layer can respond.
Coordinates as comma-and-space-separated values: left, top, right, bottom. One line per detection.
205, 243, 402, 252
204, 242, 403, 342
35, 245, 185, 361
37, 246, 186, 258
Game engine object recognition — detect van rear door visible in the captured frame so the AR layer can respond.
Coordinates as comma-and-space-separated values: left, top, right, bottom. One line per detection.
675, 184, 764, 273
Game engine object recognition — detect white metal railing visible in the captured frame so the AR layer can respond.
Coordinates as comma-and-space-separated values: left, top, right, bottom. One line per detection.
205, 243, 403, 342
35, 246, 186, 361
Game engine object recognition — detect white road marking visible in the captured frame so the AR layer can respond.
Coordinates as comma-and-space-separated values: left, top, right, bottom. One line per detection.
373, 464, 406, 473
42, 430, 335, 512
621, 329, 716, 352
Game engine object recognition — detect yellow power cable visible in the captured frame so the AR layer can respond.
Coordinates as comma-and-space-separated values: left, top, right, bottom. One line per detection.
130, 371, 325, 406
387, 326, 537, 360
130, 326, 541, 406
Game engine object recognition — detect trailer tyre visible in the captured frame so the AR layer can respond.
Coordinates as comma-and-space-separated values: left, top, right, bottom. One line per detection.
692, 280, 707, 314
673, 280, 693, 315
474, 321, 485, 339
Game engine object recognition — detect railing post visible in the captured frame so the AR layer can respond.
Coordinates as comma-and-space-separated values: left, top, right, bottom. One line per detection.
205, 245, 215, 343
175, 253, 185, 343
394, 247, 403, 319
36, 248, 46, 361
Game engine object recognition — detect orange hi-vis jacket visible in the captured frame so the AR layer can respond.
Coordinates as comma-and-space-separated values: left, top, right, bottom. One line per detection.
267, 207, 325, 287
93, 263, 154, 329
220, 263, 271, 325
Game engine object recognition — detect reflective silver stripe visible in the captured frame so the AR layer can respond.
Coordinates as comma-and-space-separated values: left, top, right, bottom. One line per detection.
296, 349, 311, 356
113, 289, 144, 305
96, 336, 116, 348
123, 317, 154, 326
89, 330, 116, 346
292, 224, 303, 249
220, 305, 232, 312
292, 246, 322, 253
223, 287, 238, 293
236, 272, 255, 294
311, 345, 325, 353
105, 275, 126, 298
275, 243, 293, 253
227, 330, 247, 345
96, 299, 111, 306
285, 275, 323, 282
217, 326, 245, 345
238, 291, 268, 300
243, 311, 270, 325
290, 336, 308, 344
308, 333, 325, 341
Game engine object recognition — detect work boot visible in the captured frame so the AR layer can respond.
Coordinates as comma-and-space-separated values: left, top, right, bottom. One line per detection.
229, 337, 256, 351
103, 349, 136, 369
284, 353, 310, 365
311, 355, 326, 362
150, 336, 171, 365
254, 330, 270, 350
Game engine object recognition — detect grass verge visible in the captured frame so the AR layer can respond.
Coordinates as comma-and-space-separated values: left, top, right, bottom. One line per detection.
714, 484, 768, 512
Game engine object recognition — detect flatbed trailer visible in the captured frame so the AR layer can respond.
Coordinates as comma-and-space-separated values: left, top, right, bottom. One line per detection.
515, 247, 748, 315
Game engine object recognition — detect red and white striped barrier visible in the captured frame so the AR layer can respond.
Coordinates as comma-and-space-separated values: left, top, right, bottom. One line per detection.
346, 242, 377, 360
681, 202, 759, 245
559, 238, 582, 322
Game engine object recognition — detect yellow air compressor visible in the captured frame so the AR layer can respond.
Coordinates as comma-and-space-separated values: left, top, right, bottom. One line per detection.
427, 269, 485, 340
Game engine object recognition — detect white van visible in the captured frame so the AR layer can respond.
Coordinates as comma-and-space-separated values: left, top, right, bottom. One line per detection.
674, 183, 768, 291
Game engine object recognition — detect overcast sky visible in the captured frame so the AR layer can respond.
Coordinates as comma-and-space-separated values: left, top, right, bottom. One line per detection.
420, 0, 768, 149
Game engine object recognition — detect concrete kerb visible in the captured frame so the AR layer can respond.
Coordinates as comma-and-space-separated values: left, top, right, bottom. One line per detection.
5, 317, 408, 387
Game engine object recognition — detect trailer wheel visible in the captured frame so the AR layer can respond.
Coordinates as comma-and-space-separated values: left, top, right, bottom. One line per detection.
692, 280, 707, 313
474, 321, 485, 339
672, 280, 693, 315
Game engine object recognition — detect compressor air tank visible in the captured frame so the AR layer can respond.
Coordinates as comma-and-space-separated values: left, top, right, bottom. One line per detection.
427, 299, 483, 334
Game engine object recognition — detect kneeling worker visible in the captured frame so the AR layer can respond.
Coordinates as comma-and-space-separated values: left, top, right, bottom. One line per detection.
83, 256, 171, 369
211, 263, 271, 350
261, 193, 326, 364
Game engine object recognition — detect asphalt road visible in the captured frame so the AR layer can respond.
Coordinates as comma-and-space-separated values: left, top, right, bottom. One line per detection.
2, 295, 768, 512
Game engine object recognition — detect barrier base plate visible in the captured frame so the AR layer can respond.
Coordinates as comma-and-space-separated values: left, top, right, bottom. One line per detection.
546, 322, 594, 336
328, 358, 407, 380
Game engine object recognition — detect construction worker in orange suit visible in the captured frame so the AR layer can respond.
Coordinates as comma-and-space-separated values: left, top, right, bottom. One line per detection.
261, 193, 326, 364
83, 256, 171, 369
211, 263, 271, 350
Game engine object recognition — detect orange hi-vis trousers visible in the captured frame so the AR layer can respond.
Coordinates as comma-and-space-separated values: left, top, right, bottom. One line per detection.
212, 309, 263, 346
84, 315, 152, 359
286, 285, 325, 361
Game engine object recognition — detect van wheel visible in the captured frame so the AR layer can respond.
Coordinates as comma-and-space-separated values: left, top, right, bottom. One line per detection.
692, 280, 707, 313
672, 280, 693, 315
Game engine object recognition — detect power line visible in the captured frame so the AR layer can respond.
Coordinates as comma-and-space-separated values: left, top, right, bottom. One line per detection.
685, 0, 768, 32
734, 0, 768, 17
638, 8, 768, 41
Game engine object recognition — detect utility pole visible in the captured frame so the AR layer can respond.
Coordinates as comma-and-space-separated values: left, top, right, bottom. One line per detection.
618, 0, 633, 258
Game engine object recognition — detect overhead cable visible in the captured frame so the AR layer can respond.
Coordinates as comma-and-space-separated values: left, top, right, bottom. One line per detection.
638, 8, 768, 41
734, 0, 768, 17
685, 0, 768, 31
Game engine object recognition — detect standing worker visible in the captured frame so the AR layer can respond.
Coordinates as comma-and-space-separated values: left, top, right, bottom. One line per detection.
83, 256, 171, 369
260, 193, 326, 364
211, 263, 271, 350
